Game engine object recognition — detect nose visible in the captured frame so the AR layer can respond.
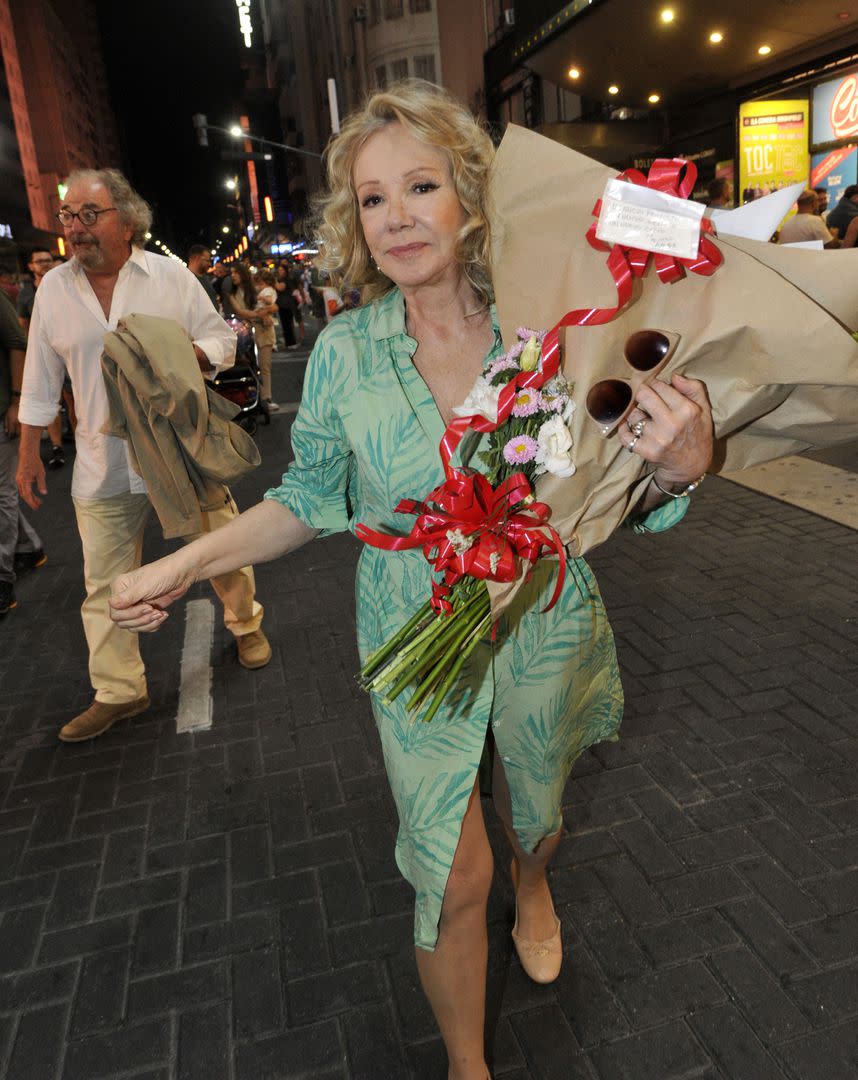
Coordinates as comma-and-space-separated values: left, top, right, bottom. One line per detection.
386, 192, 414, 231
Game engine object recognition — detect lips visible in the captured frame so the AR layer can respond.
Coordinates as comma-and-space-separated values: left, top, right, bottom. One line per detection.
387, 243, 427, 257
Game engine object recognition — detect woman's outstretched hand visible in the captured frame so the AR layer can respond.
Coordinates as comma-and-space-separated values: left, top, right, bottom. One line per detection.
110, 556, 195, 633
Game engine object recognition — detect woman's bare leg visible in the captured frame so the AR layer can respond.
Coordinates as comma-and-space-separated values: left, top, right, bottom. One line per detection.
492, 748, 563, 941
415, 781, 493, 1080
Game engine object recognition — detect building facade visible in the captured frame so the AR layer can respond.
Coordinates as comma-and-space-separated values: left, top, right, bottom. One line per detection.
0, 0, 120, 255
256, 0, 491, 237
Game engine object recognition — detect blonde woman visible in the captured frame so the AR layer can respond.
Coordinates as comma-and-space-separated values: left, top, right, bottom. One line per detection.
109, 81, 714, 1079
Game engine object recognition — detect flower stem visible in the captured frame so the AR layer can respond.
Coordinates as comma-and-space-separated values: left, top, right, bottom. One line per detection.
419, 611, 493, 724
360, 600, 434, 681
406, 593, 490, 714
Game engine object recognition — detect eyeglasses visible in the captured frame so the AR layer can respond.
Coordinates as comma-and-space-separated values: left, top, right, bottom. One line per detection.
56, 207, 117, 227
586, 329, 679, 435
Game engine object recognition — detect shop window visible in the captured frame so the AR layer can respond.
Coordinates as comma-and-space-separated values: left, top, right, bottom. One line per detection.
391, 58, 409, 81
410, 0, 432, 10
414, 53, 437, 84
385, 0, 403, 18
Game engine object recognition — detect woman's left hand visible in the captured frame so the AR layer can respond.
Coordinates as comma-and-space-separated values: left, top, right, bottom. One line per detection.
619, 372, 714, 487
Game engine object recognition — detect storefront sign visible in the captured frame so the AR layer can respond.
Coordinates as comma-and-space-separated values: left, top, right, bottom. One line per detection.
813, 71, 858, 144
811, 146, 857, 207
235, 0, 253, 48
738, 100, 809, 205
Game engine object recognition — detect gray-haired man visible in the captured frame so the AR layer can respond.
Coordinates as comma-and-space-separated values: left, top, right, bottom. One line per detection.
16, 169, 272, 743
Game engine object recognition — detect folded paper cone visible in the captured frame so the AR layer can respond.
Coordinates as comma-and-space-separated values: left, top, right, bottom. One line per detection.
486, 125, 858, 615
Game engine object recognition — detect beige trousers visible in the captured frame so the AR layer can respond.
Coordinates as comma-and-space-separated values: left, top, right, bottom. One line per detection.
73, 490, 263, 704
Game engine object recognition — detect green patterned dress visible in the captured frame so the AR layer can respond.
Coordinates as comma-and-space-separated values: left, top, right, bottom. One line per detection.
265, 288, 686, 950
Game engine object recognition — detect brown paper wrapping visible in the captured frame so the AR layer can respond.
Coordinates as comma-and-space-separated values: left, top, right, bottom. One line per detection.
485, 125, 858, 615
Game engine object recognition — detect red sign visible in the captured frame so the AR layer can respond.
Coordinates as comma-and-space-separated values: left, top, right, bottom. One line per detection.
830, 75, 858, 140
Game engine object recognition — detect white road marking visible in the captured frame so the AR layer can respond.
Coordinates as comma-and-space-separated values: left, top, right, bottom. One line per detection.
176, 599, 214, 733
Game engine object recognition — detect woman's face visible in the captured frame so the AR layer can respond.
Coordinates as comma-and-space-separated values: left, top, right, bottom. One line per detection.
230, 268, 240, 284
353, 122, 467, 292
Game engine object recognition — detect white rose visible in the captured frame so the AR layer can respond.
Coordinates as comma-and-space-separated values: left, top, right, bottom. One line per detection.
535, 415, 576, 478
451, 375, 501, 423
561, 397, 577, 425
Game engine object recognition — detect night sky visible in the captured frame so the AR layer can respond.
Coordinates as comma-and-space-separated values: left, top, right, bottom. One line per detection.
95, 0, 250, 256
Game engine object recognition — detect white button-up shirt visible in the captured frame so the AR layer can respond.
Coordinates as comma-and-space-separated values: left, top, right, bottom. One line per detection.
19, 247, 237, 501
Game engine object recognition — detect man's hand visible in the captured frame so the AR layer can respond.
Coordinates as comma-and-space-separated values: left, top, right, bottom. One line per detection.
3, 401, 19, 438
193, 344, 214, 373
16, 453, 47, 509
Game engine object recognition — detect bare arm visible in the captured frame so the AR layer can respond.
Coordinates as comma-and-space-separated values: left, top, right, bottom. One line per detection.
110, 500, 318, 631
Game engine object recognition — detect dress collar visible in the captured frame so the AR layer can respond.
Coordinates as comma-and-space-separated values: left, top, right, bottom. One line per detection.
368, 286, 501, 345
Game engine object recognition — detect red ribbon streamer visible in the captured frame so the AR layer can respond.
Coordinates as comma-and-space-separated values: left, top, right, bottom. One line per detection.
357, 158, 723, 616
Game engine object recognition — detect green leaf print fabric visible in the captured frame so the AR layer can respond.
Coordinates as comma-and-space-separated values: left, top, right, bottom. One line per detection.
265, 289, 687, 950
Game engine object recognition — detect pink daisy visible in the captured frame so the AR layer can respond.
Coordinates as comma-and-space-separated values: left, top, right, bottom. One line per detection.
511, 390, 540, 417
503, 434, 539, 464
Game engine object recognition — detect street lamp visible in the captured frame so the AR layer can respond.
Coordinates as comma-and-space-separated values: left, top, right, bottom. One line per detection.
225, 178, 236, 191
229, 124, 243, 137
222, 225, 230, 234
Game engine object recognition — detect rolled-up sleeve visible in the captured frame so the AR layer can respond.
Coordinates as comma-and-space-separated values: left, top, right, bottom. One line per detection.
183, 271, 236, 378
19, 294, 67, 427
264, 335, 353, 537
628, 495, 690, 534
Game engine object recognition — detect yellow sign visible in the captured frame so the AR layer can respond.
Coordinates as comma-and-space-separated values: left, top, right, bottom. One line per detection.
738, 100, 809, 205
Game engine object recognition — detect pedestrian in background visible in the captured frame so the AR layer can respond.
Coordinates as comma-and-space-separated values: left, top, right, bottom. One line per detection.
17, 247, 66, 469
0, 290, 44, 617
253, 268, 279, 410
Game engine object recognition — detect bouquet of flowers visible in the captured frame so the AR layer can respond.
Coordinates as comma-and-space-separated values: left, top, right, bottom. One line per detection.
355, 328, 575, 723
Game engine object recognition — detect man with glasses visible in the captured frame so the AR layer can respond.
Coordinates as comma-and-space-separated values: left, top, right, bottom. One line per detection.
16, 168, 272, 744
17, 249, 65, 471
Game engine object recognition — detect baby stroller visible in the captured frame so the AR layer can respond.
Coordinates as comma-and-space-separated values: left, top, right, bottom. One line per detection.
211, 316, 270, 436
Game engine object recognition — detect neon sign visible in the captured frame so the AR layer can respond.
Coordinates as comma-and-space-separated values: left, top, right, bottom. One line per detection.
830, 75, 858, 140
235, 0, 253, 48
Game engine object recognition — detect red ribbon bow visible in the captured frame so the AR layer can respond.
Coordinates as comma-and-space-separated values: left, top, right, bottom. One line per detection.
355, 470, 566, 614
587, 157, 723, 304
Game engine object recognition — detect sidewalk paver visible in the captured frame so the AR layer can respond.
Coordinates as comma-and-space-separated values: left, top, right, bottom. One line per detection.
0, 347, 855, 1078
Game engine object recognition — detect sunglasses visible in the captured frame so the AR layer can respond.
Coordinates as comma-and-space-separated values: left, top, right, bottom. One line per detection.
586, 329, 679, 435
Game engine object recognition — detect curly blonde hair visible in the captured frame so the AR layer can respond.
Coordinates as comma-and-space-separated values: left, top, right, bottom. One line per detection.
314, 79, 495, 305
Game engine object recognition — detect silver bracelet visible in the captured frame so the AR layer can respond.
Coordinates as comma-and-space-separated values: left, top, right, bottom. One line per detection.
651, 473, 706, 499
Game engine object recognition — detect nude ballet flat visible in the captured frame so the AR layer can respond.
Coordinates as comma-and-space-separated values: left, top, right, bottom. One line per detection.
510, 858, 563, 984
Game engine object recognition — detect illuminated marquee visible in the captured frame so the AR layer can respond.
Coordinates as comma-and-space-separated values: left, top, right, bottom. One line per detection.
235, 0, 253, 48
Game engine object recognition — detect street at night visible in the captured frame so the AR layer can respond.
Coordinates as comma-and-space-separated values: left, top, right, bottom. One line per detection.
1, 1, 858, 1078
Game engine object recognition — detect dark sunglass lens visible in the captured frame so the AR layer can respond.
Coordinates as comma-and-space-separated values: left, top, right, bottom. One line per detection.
587, 379, 632, 425
625, 329, 671, 371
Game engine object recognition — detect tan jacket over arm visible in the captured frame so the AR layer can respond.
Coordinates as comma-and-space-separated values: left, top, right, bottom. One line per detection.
101, 313, 261, 538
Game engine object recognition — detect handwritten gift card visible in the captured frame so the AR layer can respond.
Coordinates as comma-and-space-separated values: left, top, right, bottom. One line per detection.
595, 177, 706, 260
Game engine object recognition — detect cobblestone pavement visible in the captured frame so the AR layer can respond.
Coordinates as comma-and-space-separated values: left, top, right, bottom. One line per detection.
0, 348, 856, 1080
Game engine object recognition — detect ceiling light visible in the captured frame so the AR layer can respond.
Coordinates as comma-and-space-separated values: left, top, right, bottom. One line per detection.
568, 66, 581, 80
608, 85, 620, 95
758, 44, 771, 55
648, 93, 661, 104
660, 8, 675, 24
709, 31, 723, 43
